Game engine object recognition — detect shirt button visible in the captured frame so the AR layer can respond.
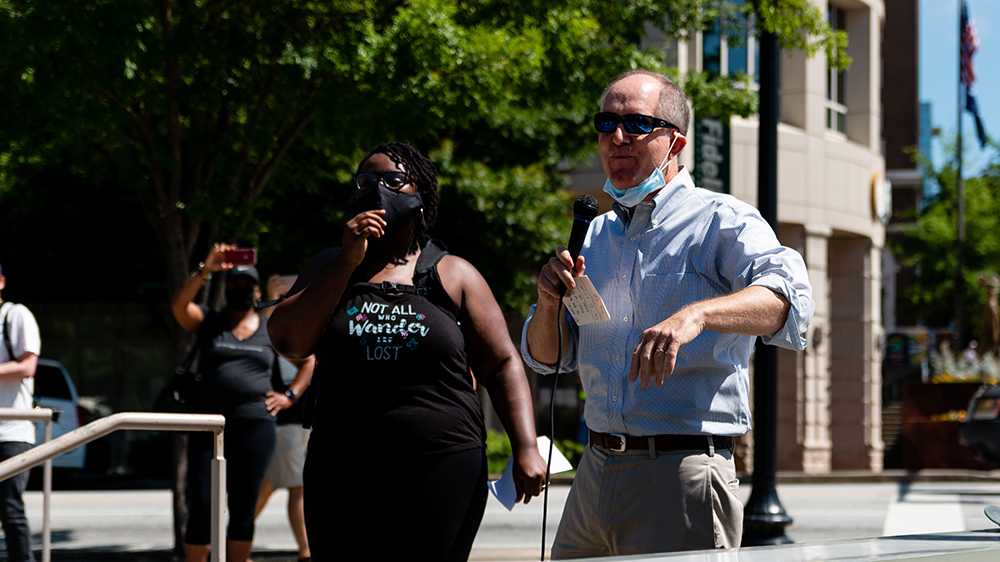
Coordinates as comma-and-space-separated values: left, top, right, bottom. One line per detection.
623, 316, 629, 322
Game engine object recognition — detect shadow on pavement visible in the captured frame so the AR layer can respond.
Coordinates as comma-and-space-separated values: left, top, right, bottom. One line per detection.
12, 549, 301, 561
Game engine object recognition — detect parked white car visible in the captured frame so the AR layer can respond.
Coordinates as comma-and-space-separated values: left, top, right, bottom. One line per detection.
32, 358, 85, 469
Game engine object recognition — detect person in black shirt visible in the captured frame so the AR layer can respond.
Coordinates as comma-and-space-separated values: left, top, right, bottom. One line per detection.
171, 249, 314, 562
269, 142, 547, 562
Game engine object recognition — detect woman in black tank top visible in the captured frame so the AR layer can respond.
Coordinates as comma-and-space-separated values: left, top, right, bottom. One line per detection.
172, 257, 315, 562
269, 142, 546, 561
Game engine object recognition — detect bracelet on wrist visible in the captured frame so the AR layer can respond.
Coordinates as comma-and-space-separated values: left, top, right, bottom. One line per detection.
193, 262, 212, 280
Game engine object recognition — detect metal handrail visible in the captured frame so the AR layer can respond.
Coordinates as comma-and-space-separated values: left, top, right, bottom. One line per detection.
0, 408, 54, 562
0, 412, 227, 562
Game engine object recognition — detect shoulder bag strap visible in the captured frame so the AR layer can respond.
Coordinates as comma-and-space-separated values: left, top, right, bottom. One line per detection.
1, 303, 15, 361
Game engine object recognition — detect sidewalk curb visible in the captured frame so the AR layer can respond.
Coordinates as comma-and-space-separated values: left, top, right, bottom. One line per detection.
756, 469, 1000, 484
523, 469, 1000, 486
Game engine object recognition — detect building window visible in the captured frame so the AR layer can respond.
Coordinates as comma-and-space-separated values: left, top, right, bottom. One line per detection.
727, 0, 758, 82
702, 0, 758, 82
703, 19, 723, 76
664, 36, 679, 68
826, 5, 848, 134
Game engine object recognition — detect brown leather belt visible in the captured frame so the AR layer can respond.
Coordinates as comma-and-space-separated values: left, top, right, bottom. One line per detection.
589, 429, 734, 454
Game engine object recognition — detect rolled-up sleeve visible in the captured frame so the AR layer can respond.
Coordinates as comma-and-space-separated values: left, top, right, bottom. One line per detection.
714, 202, 814, 351
749, 252, 813, 350
519, 304, 580, 375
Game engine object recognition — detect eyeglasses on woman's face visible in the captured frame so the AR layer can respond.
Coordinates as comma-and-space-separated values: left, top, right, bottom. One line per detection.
354, 171, 410, 192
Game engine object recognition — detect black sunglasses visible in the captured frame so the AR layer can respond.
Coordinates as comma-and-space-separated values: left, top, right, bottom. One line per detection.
354, 171, 410, 191
594, 112, 678, 135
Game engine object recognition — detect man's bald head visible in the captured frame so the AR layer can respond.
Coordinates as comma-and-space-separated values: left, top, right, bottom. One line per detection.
599, 70, 690, 135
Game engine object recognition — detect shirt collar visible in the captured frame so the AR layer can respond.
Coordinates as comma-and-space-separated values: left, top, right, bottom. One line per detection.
611, 166, 694, 227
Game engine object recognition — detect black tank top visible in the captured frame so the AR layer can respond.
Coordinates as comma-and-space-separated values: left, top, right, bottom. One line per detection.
194, 307, 277, 421
314, 242, 485, 455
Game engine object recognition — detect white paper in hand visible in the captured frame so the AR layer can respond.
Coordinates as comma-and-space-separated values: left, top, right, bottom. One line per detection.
487, 436, 574, 511
563, 275, 610, 326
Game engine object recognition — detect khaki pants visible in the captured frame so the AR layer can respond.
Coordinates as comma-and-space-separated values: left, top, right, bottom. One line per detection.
552, 440, 743, 559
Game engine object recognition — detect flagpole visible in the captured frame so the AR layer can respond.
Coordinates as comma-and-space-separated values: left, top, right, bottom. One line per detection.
955, 0, 966, 345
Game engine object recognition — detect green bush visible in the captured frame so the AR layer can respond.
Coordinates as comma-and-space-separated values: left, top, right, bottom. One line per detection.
555, 439, 586, 468
486, 430, 512, 475
486, 430, 586, 476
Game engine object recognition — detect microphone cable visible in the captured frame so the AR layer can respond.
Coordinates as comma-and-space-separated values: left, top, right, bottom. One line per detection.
540, 194, 596, 560
541, 297, 564, 562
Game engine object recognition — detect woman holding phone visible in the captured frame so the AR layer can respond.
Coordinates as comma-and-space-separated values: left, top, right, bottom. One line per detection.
171, 244, 315, 562
268, 142, 547, 561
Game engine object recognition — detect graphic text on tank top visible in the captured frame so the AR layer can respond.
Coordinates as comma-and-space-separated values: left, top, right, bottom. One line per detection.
345, 300, 432, 361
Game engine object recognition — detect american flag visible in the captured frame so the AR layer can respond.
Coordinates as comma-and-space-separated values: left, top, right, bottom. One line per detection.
961, 1, 989, 147
960, 1, 979, 86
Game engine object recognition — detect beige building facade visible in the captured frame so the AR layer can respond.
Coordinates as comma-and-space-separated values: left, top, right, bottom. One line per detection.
569, 0, 887, 472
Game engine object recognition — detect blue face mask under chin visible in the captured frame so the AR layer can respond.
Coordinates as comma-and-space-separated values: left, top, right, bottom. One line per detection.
602, 137, 679, 208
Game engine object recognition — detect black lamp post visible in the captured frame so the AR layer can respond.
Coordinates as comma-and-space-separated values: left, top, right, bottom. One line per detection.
742, 3, 793, 546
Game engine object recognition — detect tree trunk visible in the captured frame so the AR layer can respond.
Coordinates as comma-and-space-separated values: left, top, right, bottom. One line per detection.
158, 210, 199, 557
172, 434, 189, 558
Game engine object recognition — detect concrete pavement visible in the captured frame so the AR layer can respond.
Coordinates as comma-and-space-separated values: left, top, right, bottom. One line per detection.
5, 480, 1000, 561
472, 480, 1000, 560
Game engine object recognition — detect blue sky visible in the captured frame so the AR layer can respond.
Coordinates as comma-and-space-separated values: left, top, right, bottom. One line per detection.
920, 0, 999, 177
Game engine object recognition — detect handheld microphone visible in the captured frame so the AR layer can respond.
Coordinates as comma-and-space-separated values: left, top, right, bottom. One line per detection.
541, 195, 599, 561
567, 195, 599, 261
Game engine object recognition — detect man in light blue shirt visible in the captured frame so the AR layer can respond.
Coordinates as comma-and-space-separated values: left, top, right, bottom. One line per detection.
522, 70, 813, 557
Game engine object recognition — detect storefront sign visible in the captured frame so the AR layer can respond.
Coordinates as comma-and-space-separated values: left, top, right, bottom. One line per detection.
694, 117, 729, 193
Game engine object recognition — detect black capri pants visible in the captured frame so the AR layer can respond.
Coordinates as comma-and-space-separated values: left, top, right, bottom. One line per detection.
304, 427, 488, 562
186, 417, 276, 545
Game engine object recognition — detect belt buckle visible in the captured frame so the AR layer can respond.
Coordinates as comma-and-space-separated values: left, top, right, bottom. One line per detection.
608, 433, 627, 453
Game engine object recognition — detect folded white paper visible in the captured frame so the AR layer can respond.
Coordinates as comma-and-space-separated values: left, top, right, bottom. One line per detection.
563, 275, 610, 325
487, 435, 574, 511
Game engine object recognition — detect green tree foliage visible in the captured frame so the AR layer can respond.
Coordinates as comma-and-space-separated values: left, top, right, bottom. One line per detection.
0, 0, 847, 316
1, 0, 331, 297
892, 158, 1000, 336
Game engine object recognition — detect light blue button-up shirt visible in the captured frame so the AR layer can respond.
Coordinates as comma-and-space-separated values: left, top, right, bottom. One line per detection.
521, 168, 813, 436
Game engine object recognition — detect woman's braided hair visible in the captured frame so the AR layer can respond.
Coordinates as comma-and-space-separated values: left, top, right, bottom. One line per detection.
357, 141, 439, 255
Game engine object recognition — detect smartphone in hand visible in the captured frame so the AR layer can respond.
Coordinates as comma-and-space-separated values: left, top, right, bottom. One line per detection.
223, 248, 257, 266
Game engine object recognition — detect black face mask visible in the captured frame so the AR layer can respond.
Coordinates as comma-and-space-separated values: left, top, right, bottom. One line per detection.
348, 185, 424, 231
225, 287, 256, 311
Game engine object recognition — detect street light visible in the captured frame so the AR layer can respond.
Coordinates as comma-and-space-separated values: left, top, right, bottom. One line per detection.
742, 3, 793, 546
